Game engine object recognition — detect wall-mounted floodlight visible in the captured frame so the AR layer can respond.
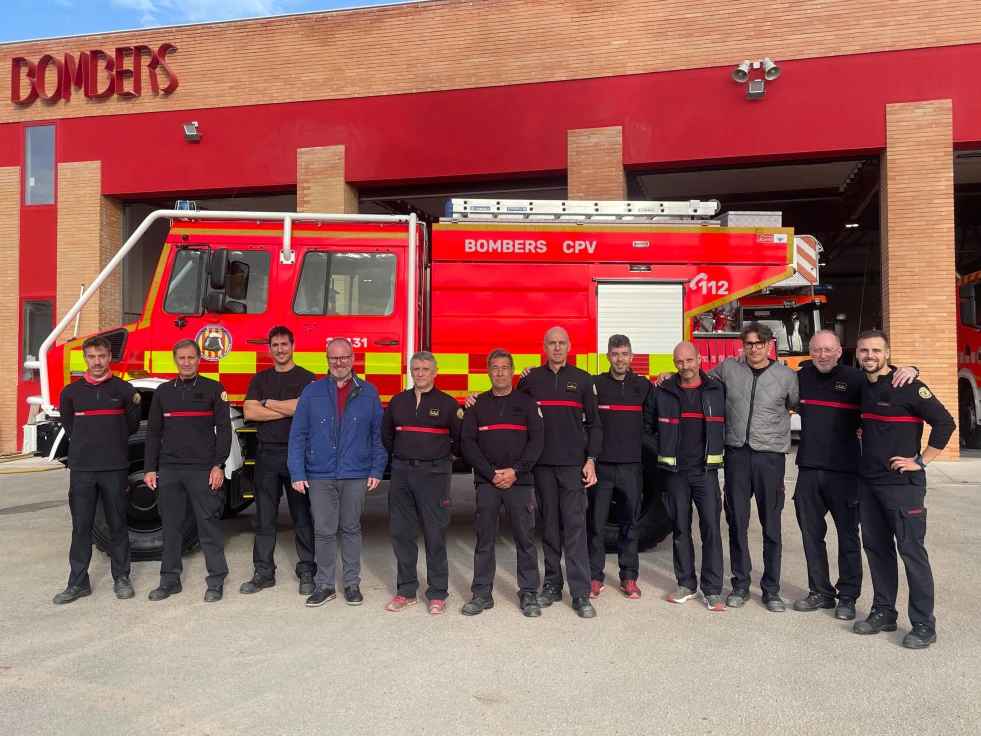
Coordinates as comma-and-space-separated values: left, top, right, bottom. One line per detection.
731, 58, 782, 101
183, 121, 201, 142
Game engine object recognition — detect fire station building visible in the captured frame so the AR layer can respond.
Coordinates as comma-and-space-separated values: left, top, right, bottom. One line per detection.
2, 0, 980, 455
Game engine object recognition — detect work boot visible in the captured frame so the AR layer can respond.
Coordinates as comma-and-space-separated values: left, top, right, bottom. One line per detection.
53, 585, 91, 605
113, 576, 135, 600
703, 594, 727, 612
590, 580, 605, 599
462, 596, 495, 616
835, 596, 857, 621
386, 595, 417, 612
306, 585, 336, 607
853, 607, 898, 635
726, 588, 750, 608
344, 585, 364, 606
667, 586, 697, 604
518, 592, 541, 618
298, 572, 315, 596
239, 574, 275, 594
793, 592, 835, 612
148, 582, 182, 601
538, 584, 563, 607
619, 580, 642, 599
572, 597, 597, 619
763, 592, 786, 612
204, 585, 223, 603
902, 624, 937, 649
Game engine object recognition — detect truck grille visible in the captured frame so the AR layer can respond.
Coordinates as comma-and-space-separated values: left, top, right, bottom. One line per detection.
96, 328, 128, 363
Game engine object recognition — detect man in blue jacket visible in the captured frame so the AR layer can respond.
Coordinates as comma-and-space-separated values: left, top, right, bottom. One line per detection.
289, 338, 387, 608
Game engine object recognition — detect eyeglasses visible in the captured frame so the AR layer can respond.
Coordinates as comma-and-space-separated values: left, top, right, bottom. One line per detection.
743, 340, 767, 350
811, 348, 840, 355
327, 355, 354, 364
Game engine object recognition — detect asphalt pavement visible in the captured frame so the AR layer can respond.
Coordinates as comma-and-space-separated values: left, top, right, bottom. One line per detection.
1, 451, 980, 735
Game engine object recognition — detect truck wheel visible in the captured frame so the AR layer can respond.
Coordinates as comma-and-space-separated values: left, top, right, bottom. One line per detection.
959, 380, 981, 449
603, 434, 671, 553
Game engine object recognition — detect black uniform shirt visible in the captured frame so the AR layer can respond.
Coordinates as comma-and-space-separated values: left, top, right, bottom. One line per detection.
144, 375, 232, 472
245, 365, 316, 444
461, 390, 545, 485
594, 370, 651, 464
797, 362, 863, 473
859, 370, 955, 486
382, 387, 463, 461
677, 383, 706, 471
516, 363, 602, 466
59, 376, 142, 472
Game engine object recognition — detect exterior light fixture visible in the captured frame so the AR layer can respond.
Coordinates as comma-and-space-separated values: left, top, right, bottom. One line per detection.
747, 80, 766, 100
732, 58, 782, 101
183, 121, 201, 142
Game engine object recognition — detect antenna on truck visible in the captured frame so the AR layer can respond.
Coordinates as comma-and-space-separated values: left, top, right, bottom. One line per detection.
444, 198, 722, 222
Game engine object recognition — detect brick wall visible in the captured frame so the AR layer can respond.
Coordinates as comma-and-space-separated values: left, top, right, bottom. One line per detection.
0, 167, 20, 453
880, 100, 958, 459
568, 127, 626, 201
3, 0, 981, 124
297, 146, 358, 214
56, 161, 123, 343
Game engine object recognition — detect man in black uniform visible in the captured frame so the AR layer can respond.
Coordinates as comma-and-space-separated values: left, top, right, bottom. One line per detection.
519, 326, 602, 618
588, 334, 650, 600
144, 339, 232, 603
644, 341, 727, 611
382, 351, 464, 615
461, 349, 545, 617
239, 326, 317, 596
53, 336, 142, 604
853, 330, 954, 649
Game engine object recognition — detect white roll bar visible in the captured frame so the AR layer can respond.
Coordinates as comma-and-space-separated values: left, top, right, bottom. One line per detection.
26, 209, 416, 413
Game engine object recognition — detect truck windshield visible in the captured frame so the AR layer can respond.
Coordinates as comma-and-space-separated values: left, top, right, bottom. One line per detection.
293, 252, 397, 316
742, 307, 816, 355
163, 248, 271, 315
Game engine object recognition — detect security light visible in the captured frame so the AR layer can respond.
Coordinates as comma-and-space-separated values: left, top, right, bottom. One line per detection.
183, 121, 201, 142
747, 79, 766, 100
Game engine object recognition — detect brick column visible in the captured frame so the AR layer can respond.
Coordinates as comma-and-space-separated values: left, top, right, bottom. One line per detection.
297, 145, 358, 213
881, 100, 958, 459
567, 126, 626, 201
56, 161, 123, 343
0, 167, 21, 453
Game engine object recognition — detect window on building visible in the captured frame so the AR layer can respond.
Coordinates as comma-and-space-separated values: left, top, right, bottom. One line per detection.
163, 248, 271, 315
293, 252, 397, 316
22, 301, 54, 380
25, 125, 55, 206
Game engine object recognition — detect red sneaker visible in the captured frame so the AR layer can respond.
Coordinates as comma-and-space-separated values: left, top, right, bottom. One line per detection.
428, 599, 446, 615
590, 580, 605, 599
386, 595, 417, 612
620, 580, 642, 599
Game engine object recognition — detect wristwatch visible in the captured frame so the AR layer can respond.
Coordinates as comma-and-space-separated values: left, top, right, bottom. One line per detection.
914, 454, 927, 470
260, 399, 268, 407
587, 456, 597, 462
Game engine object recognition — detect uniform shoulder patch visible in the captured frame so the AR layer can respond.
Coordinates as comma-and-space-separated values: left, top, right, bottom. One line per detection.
132, 392, 141, 404
220, 391, 228, 402
538, 407, 543, 417
918, 387, 932, 399
592, 383, 597, 395
456, 407, 464, 419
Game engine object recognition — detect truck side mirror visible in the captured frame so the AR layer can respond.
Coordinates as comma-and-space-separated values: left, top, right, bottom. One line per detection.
208, 248, 229, 291
959, 283, 978, 328
227, 260, 250, 301
204, 290, 225, 314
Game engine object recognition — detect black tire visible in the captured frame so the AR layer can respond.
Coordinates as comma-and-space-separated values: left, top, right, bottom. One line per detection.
603, 433, 671, 553
91, 425, 200, 562
959, 380, 981, 449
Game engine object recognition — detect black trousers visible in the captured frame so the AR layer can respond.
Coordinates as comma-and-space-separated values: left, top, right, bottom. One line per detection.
472, 482, 539, 598
158, 468, 228, 587
587, 462, 641, 583
389, 458, 452, 601
663, 469, 724, 595
67, 469, 130, 588
794, 467, 862, 600
252, 444, 316, 579
533, 464, 591, 599
858, 482, 935, 629
723, 449, 786, 595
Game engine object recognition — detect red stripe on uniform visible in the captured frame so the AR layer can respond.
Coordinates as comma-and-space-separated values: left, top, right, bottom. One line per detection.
395, 426, 450, 434
658, 417, 679, 424
537, 400, 583, 408
802, 399, 861, 410
681, 412, 704, 418
478, 424, 527, 431
861, 413, 924, 424
163, 411, 213, 417
705, 416, 724, 422
75, 409, 125, 416
598, 405, 643, 411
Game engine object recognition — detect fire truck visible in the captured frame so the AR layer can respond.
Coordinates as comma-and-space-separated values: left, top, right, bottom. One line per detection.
957, 270, 981, 447
25, 198, 806, 560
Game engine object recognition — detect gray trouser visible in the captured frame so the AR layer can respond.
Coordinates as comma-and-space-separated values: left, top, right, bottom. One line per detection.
308, 478, 367, 588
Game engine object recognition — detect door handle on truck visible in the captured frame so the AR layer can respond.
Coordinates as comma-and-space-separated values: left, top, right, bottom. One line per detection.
374, 339, 399, 346
246, 338, 270, 344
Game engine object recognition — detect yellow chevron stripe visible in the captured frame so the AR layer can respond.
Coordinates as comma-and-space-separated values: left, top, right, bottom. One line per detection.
365, 352, 402, 375
217, 351, 256, 374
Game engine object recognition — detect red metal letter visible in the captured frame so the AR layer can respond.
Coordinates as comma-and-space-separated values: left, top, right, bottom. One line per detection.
113, 47, 138, 97
61, 52, 89, 101
11, 57, 38, 106
85, 49, 115, 99
35, 54, 64, 103
155, 42, 178, 94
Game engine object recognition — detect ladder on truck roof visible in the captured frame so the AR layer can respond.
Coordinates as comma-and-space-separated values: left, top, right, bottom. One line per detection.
444, 198, 723, 222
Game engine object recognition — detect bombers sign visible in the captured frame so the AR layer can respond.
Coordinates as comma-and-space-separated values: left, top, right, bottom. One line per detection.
11, 43, 178, 105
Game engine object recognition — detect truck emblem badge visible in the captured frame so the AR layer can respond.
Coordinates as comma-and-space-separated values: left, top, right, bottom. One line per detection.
196, 325, 233, 361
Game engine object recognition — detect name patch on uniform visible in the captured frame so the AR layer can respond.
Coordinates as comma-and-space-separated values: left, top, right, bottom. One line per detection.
566, 382, 577, 391
456, 407, 464, 419
429, 408, 440, 417
511, 406, 524, 415
835, 382, 847, 391
877, 401, 890, 407
919, 387, 932, 399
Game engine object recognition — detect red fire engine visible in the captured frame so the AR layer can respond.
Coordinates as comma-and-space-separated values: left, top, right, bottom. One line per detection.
25, 198, 805, 559
957, 270, 981, 447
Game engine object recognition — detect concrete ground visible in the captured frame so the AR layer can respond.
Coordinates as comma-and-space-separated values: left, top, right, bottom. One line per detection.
1, 452, 980, 735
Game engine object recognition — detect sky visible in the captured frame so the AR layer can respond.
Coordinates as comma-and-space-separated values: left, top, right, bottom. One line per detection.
0, 0, 420, 43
